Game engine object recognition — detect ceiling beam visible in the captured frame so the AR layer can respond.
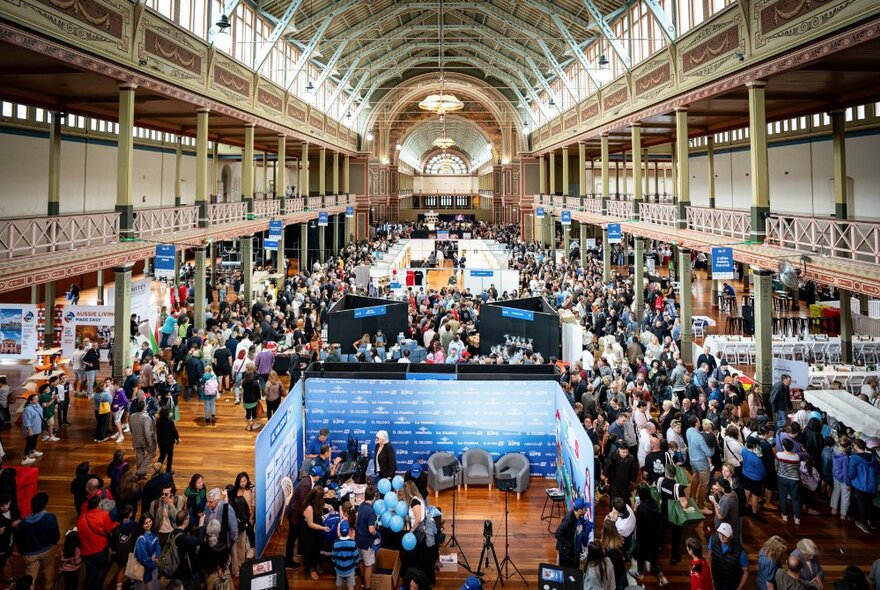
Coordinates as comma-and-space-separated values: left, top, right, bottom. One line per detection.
576, 0, 631, 69
536, 39, 578, 102
284, 16, 334, 92
548, 13, 601, 87
208, 0, 243, 45
326, 55, 362, 112
253, 0, 306, 72
642, 0, 677, 42
313, 39, 349, 94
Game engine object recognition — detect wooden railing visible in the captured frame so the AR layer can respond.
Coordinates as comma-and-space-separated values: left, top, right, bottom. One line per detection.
564, 196, 581, 210
639, 202, 677, 226
207, 202, 248, 225
552, 195, 564, 208
606, 200, 634, 219
286, 197, 305, 213
583, 198, 602, 215
251, 200, 280, 218
0, 211, 120, 260
133, 206, 199, 239
686, 206, 750, 240
307, 195, 323, 210
766, 214, 880, 264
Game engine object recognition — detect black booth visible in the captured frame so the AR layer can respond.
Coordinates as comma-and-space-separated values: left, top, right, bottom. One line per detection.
479, 297, 560, 359
327, 294, 407, 351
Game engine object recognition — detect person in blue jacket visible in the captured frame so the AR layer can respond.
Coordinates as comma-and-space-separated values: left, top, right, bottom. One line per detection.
133, 513, 161, 589
848, 437, 879, 534
21, 394, 43, 465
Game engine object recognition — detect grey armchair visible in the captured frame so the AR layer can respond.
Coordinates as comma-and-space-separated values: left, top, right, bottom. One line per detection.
462, 448, 494, 489
427, 452, 460, 497
494, 453, 530, 499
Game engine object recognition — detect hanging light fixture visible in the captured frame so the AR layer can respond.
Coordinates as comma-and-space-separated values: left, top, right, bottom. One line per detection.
596, 54, 613, 85
215, 14, 231, 31
432, 115, 456, 150
418, 0, 463, 114
304, 80, 316, 103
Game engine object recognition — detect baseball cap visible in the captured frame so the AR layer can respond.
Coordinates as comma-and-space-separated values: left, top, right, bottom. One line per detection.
572, 497, 587, 511
309, 465, 325, 477
339, 520, 350, 536
716, 523, 733, 537
410, 464, 423, 478
461, 575, 483, 590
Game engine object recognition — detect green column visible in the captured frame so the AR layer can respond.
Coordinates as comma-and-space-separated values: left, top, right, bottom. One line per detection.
117, 84, 136, 238
831, 109, 848, 221
300, 223, 309, 271
679, 248, 693, 365
562, 222, 570, 254
333, 152, 340, 195
578, 143, 586, 196
600, 134, 610, 213
209, 242, 215, 288
634, 238, 645, 320
48, 111, 61, 216
241, 236, 253, 307
840, 289, 853, 363
561, 148, 569, 196
243, 124, 255, 213
753, 266, 774, 390
143, 258, 151, 277
277, 134, 287, 212
174, 136, 183, 206
319, 147, 326, 197
31, 285, 39, 306
675, 107, 689, 229
748, 81, 770, 241
97, 270, 105, 305
301, 143, 310, 197
343, 155, 350, 194
319, 221, 326, 263
44, 281, 56, 347
333, 214, 341, 256
707, 136, 716, 209
196, 109, 210, 227
631, 124, 642, 217
276, 229, 286, 276
194, 246, 206, 329
549, 151, 556, 195
579, 222, 588, 268
539, 155, 546, 195
112, 265, 132, 379
602, 227, 611, 282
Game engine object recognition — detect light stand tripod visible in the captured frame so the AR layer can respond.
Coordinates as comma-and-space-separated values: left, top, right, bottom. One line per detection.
494, 477, 528, 588
476, 520, 501, 580
443, 463, 472, 572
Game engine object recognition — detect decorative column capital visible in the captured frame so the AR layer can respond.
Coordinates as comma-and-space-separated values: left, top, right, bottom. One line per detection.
631, 122, 642, 128
118, 83, 137, 91
745, 79, 767, 90
196, 107, 211, 114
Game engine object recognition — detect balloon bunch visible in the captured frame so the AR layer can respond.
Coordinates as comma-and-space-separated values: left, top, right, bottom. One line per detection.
373, 476, 408, 533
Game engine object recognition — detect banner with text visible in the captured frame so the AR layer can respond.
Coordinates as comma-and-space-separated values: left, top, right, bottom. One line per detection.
555, 387, 596, 536
607, 223, 622, 244
711, 247, 735, 280
154, 245, 176, 280
304, 378, 558, 476
0, 304, 39, 360
264, 219, 283, 252
60, 306, 115, 361
771, 356, 810, 390
318, 212, 329, 226
536, 207, 545, 219
255, 380, 304, 558
561, 210, 571, 225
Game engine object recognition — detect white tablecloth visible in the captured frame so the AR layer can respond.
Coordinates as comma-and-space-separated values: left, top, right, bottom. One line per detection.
804, 390, 880, 438
808, 368, 879, 390
704, 335, 880, 360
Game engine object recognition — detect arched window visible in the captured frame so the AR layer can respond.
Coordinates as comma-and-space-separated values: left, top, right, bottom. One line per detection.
424, 153, 467, 175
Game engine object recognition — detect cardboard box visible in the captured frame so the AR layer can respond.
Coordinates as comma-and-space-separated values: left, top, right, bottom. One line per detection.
439, 553, 459, 572
372, 549, 400, 590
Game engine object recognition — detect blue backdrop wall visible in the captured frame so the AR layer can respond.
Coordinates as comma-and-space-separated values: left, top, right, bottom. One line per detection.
304, 378, 558, 476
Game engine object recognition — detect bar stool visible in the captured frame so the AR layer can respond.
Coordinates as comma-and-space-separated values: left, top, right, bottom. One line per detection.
726, 316, 744, 335
541, 488, 566, 532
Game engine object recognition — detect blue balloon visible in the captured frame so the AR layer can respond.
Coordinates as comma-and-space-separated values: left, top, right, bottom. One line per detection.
390, 514, 404, 533
396, 500, 409, 516
380, 511, 393, 527
373, 499, 387, 515
401, 532, 417, 551
392, 475, 405, 491
377, 478, 392, 495
384, 491, 398, 507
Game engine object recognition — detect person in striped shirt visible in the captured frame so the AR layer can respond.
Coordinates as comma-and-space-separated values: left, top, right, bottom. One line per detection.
775, 438, 802, 525
332, 520, 358, 590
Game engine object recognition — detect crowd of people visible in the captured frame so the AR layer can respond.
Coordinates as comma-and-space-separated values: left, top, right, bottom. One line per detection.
1, 218, 879, 590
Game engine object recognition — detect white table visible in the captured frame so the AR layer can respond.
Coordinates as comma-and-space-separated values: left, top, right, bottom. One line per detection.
807, 368, 879, 392
804, 390, 880, 438
704, 335, 880, 365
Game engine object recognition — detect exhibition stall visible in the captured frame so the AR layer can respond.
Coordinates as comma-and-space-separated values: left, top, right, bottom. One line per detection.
326, 294, 408, 352
479, 297, 560, 359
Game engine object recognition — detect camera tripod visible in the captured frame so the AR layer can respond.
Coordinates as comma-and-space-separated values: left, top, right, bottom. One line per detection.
444, 465, 472, 572
476, 526, 501, 581
494, 486, 528, 588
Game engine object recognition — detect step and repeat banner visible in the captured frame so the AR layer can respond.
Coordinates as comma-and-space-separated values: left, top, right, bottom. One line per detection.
304, 378, 559, 476
254, 380, 304, 558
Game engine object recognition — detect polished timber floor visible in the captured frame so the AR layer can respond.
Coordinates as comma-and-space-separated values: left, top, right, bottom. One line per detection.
3, 267, 876, 589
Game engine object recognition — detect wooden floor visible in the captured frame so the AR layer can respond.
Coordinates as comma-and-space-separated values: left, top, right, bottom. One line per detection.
2, 265, 875, 589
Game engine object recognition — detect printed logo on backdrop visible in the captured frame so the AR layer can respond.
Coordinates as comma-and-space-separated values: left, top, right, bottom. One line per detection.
304, 378, 558, 476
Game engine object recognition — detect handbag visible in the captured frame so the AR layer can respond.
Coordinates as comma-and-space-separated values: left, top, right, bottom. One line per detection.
124, 553, 144, 581
256, 401, 265, 418
674, 465, 690, 486
667, 485, 705, 527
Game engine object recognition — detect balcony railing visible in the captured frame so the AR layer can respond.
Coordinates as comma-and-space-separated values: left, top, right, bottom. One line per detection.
207, 202, 248, 225
251, 200, 280, 218
0, 211, 120, 260
564, 196, 581, 210
133, 206, 199, 239
766, 214, 880, 265
583, 198, 602, 215
307, 195, 323, 210
639, 202, 677, 226
686, 206, 750, 240
607, 200, 634, 219
286, 197, 305, 213
552, 195, 564, 208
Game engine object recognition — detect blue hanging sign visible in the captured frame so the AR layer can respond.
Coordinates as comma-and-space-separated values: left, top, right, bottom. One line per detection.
561, 210, 572, 225
345, 206, 354, 218
607, 223, 622, 244
711, 246, 735, 280
353, 305, 387, 319
501, 307, 535, 321
264, 219, 283, 251
536, 207, 545, 219
318, 212, 329, 226
469, 270, 494, 277
154, 244, 176, 280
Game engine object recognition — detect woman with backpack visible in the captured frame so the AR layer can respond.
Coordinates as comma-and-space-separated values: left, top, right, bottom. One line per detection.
197, 519, 233, 590
110, 505, 138, 590
133, 514, 161, 590
201, 367, 220, 425
59, 528, 81, 590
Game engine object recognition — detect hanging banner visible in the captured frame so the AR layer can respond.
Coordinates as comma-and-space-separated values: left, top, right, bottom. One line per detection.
154, 245, 176, 280
711, 247, 735, 280
264, 219, 283, 252
561, 210, 572, 225
107, 278, 152, 325
536, 207, 545, 219
0, 304, 39, 360
345, 206, 354, 218
771, 357, 810, 390
318, 212, 329, 226
607, 223, 622, 244
60, 306, 115, 361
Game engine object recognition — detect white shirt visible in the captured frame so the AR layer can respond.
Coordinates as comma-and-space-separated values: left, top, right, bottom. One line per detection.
615, 509, 636, 538
397, 358, 411, 364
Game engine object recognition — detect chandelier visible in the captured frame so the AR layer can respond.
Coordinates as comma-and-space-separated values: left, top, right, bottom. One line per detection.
432, 114, 456, 149
418, 0, 463, 114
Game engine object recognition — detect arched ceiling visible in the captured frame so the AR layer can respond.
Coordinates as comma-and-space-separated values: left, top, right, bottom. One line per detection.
397, 117, 493, 171
256, 0, 636, 129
